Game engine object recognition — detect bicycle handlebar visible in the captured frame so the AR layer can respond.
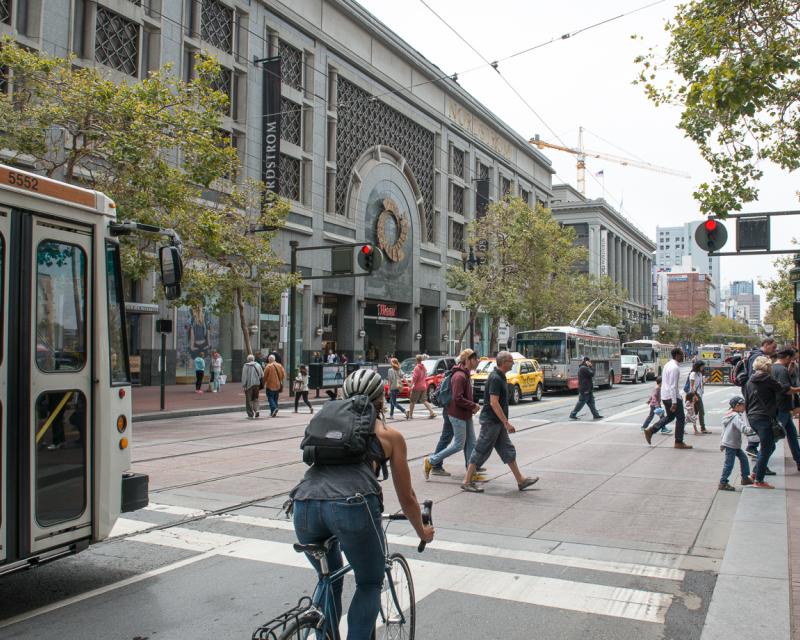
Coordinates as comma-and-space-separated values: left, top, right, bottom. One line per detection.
418, 500, 433, 553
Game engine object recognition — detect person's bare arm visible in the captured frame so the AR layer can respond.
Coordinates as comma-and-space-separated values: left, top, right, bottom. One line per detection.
489, 394, 514, 432
387, 429, 434, 542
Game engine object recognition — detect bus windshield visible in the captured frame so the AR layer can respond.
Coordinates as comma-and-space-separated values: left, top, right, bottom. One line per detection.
623, 346, 655, 362
518, 335, 565, 364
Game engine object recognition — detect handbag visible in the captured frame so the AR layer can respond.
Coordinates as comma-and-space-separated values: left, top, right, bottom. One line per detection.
293, 378, 304, 393
772, 418, 787, 441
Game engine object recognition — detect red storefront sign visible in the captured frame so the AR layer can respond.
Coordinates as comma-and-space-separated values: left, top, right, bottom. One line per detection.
377, 304, 397, 318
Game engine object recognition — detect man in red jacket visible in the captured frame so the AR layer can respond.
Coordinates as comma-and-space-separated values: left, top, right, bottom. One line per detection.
423, 349, 480, 477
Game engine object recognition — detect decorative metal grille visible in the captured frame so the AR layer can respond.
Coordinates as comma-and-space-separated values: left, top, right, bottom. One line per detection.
520, 188, 530, 204
478, 163, 489, 181
452, 184, 464, 215
209, 66, 232, 103
201, 0, 233, 54
336, 78, 436, 242
450, 220, 465, 252
281, 97, 302, 146
500, 175, 511, 197
452, 147, 464, 179
95, 7, 140, 77
279, 153, 301, 201
279, 40, 303, 91
0, 0, 10, 23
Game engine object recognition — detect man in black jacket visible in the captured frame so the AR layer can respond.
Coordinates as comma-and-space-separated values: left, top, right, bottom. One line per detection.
569, 357, 604, 420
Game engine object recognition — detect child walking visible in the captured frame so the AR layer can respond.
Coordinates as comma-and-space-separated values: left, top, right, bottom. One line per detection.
685, 391, 700, 434
718, 396, 754, 491
642, 377, 671, 434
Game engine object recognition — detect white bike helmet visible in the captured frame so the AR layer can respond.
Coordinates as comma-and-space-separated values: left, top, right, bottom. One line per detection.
343, 368, 384, 404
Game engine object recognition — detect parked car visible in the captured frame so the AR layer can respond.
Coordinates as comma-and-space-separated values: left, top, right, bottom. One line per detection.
471, 356, 544, 405
620, 355, 647, 384
384, 356, 457, 402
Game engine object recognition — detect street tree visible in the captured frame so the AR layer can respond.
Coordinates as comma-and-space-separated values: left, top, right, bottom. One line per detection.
0, 39, 294, 356
759, 249, 798, 341
635, 1, 800, 215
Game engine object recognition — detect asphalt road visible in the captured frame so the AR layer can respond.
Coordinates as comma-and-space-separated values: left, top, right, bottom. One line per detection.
1, 372, 746, 640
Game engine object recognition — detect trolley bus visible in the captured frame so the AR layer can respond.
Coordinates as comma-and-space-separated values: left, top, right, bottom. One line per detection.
516, 325, 621, 391
0, 163, 181, 575
622, 339, 674, 380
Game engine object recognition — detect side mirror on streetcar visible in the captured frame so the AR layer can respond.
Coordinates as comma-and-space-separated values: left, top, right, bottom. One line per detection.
159, 245, 183, 301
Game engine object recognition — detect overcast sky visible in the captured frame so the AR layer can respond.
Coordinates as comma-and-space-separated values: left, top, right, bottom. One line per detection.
356, 0, 798, 316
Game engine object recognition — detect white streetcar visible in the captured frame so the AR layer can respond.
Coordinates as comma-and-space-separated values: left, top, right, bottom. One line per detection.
0, 163, 181, 575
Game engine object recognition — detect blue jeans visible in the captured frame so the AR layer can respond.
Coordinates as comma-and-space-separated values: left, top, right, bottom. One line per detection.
642, 406, 657, 429
388, 388, 406, 417
432, 410, 472, 469
429, 416, 475, 468
750, 417, 776, 482
293, 494, 385, 639
778, 411, 800, 464
720, 446, 750, 484
266, 389, 279, 413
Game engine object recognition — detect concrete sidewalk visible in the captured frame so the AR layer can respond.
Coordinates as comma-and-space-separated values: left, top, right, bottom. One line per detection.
701, 441, 794, 640
132, 382, 330, 421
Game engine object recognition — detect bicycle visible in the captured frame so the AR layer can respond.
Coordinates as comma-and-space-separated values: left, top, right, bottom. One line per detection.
253, 499, 433, 640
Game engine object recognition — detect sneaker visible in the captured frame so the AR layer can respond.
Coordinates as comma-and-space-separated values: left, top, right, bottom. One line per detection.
718, 483, 735, 492
271, 408, 278, 417
741, 476, 754, 486
472, 473, 488, 482
660, 428, 673, 435
256, 412, 260, 418
764, 468, 776, 476
460, 482, 484, 493
644, 428, 654, 445
753, 481, 775, 489
745, 448, 758, 460
569, 415, 579, 420
674, 442, 693, 450
476, 467, 487, 473
700, 428, 710, 434
423, 456, 432, 480
593, 415, 605, 420
431, 468, 451, 477
518, 477, 539, 491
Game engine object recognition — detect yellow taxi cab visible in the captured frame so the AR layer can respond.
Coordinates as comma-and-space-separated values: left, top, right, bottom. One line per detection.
471, 353, 545, 405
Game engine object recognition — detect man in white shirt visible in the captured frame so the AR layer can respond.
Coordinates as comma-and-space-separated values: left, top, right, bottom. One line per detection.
644, 347, 692, 449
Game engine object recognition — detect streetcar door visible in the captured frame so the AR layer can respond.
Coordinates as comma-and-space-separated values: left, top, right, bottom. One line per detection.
0, 209, 8, 563
27, 218, 93, 553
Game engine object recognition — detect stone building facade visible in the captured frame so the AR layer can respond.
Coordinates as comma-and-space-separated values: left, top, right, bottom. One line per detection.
549, 185, 655, 331
4, 0, 554, 381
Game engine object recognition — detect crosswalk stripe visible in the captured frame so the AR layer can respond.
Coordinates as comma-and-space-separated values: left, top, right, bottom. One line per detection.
218, 514, 684, 581
130, 526, 673, 624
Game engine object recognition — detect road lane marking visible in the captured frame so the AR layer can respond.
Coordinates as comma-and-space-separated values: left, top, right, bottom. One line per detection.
218, 514, 684, 581
130, 527, 673, 624
0, 552, 216, 630
108, 517, 156, 538
145, 503, 209, 517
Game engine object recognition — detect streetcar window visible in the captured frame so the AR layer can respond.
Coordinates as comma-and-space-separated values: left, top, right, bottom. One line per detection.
105, 242, 130, 384
36, 241, 87, 372
34, 390, 87, 527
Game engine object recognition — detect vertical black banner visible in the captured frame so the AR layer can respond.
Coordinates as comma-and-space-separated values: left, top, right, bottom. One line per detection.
476, 177, 489, 219
261, 58, 282, 193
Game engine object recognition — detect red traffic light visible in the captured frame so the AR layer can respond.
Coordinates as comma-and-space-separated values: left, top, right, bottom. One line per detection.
360, 245, 372, 255
704, 219, 717, 232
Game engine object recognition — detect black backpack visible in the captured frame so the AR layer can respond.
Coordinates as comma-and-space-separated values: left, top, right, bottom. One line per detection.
733, 359, 748, 386
300, 394, 387, 478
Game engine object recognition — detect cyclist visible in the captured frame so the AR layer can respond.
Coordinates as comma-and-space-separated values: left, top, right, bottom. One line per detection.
289, 369, 435, 639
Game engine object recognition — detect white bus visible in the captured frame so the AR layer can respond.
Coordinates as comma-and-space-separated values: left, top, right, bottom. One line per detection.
0, 164, 181, 575
516, 326, 621, 391
622, 340, 674, 380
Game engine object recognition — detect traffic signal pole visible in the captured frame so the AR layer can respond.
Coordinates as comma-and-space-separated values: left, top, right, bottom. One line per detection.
286, 241, 383, 379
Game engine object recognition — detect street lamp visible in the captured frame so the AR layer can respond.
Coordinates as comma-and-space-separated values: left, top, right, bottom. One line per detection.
462, 246, 478, 350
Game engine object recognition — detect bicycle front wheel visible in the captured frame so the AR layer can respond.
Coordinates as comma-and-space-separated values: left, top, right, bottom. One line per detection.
277, 613, 334, 640
377, 552, 416, 640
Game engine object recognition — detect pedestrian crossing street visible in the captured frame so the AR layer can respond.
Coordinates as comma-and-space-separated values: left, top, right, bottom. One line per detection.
101, 502, 707, 628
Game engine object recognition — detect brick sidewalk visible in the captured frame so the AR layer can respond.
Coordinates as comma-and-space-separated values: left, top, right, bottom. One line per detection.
132, 382, 327, 417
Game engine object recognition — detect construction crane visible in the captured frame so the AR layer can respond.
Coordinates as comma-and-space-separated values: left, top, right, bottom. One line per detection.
530, 126, 691, 196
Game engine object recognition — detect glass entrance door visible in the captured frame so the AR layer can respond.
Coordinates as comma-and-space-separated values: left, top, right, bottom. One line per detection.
27, 217, 93, 554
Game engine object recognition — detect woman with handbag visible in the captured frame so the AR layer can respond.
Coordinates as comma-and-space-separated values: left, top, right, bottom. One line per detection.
387, 358, 407, 419
745, 356, 790, 488
294, 364, 313, 414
